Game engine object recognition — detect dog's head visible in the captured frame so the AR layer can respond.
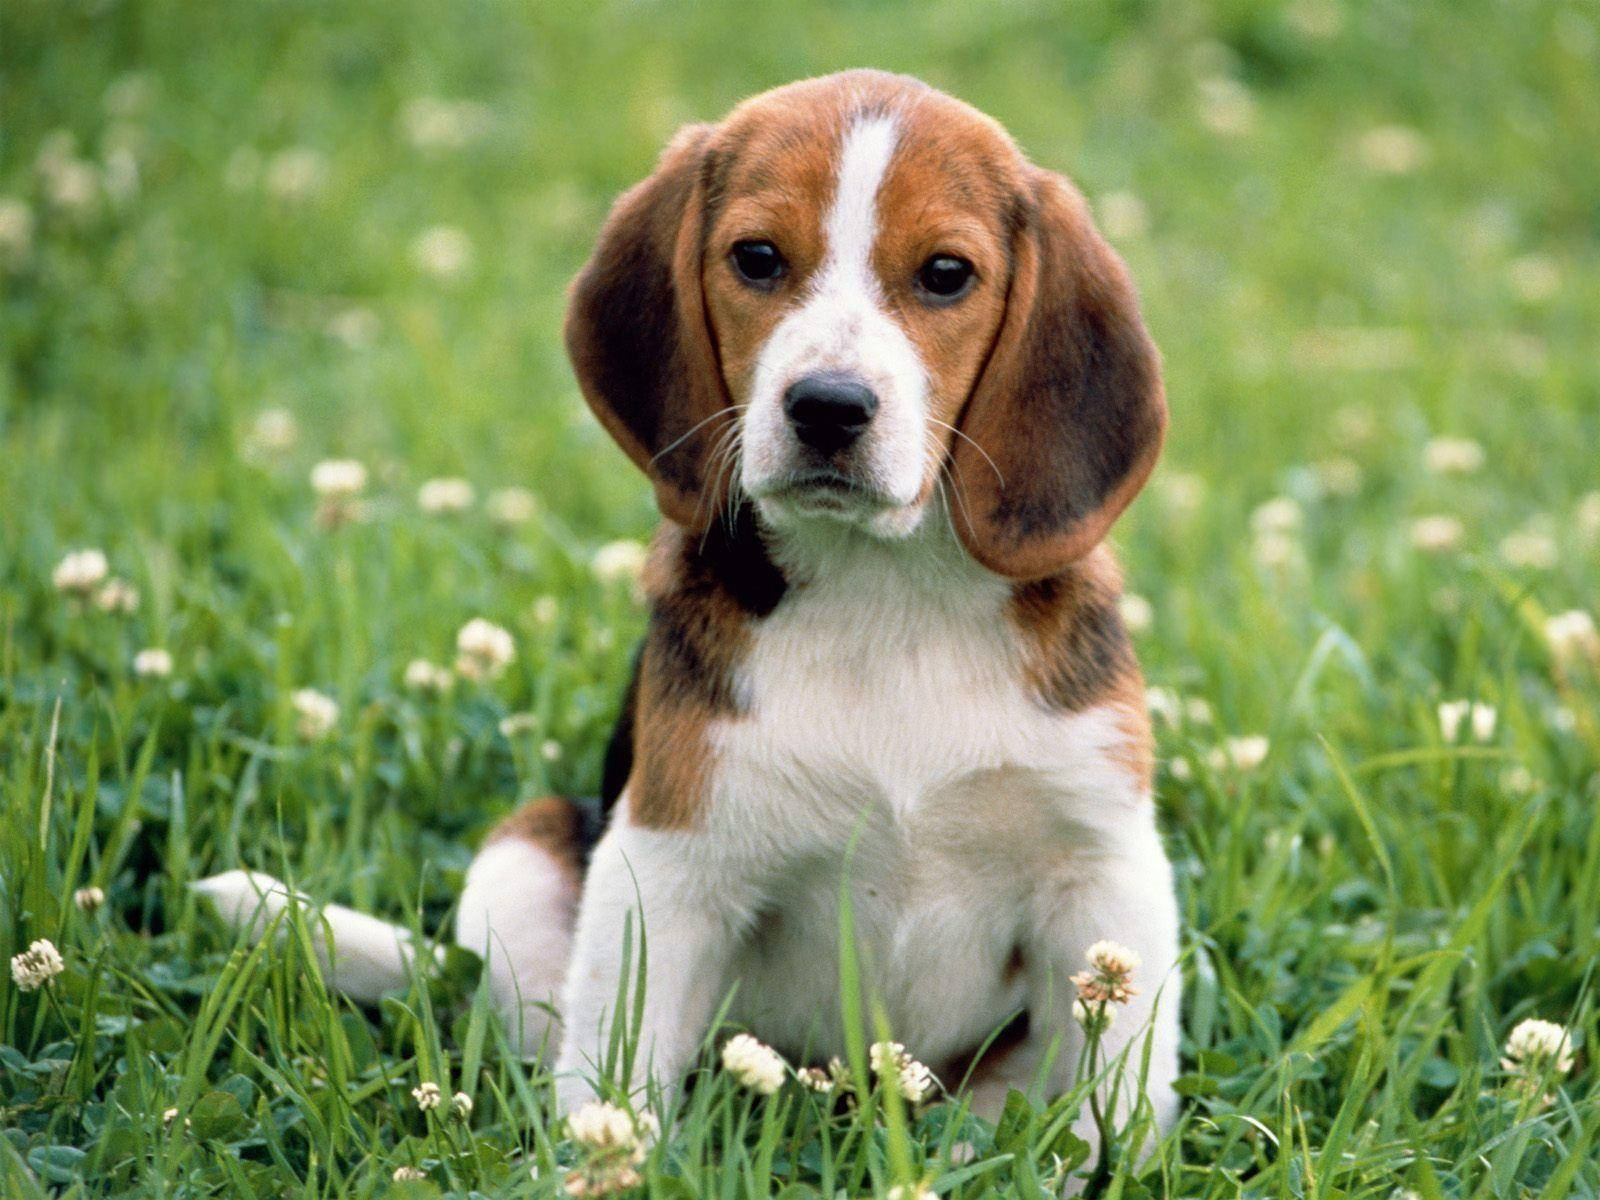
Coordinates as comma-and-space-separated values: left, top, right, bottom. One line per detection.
566, 70, 1165, 580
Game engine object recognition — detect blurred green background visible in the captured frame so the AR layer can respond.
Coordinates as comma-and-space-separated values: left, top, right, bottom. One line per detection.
3, 0, 1598, 1194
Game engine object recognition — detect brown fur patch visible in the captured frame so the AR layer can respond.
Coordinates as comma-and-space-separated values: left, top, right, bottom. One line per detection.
623, 507, 786, 830
950, 170, 1167, 580
1009, 546, 1152, 788
870, 91, 1018, 442
484, 796, 586, 888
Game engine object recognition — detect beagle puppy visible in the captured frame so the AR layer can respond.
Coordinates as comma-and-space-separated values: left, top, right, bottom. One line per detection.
465, 69, 1178, 1127
201, 68, 1178, 1137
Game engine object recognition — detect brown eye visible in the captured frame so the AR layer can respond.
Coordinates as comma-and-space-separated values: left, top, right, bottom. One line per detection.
915, 254, 975, 301
730, 240, 786, 286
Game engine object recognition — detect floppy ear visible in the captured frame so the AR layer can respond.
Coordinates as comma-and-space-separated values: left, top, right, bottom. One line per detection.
950, 168, 1167, 580
564, 124, 732, 530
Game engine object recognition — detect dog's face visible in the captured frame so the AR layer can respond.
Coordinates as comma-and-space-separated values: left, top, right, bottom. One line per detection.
704, 93, 1013, 539
566, 71, 1166, 579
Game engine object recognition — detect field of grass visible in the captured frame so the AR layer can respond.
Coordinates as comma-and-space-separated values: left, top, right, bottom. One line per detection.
3, 0, 1599, 1194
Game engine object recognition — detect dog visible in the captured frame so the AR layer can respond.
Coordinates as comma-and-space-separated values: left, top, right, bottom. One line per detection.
201, 68, 1179, 1138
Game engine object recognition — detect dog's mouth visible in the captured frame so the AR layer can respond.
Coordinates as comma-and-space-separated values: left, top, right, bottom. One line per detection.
758, 469, 894, 515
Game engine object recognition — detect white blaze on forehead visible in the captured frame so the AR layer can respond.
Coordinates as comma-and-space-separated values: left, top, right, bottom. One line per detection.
741, 108, 932, 528
820, 114, 899, 287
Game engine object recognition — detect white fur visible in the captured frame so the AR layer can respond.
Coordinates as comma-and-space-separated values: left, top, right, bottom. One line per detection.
740, 113, 933, 537
457, 836, 577, 1058
191, 869, 437, 1002
557, 519, 1180, 1133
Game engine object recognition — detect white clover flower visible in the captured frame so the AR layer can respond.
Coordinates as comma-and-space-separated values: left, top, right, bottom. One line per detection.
1209, 735, 1270, 772
246, 408, 298, 455
1544, 610, 1599, 665
796, 1066, 834, 1093
1118, 593, 1154, 634
401, 97, 494, 151
94, 577, 140, 615
887, 1183, 936, 1200
74, 885, 106, 912
593, 539, 648, 586
869, 1041, 935, 1104
541, 740, 562, 762
10, 939, 65, 992
1145, 686, 1181, 725
1096, 190, 1148, 240
418, 477, 475, 515
1502, 765, 1538, 795
43, 157, 101, 220
722, 1032, 787, 1095
326, 306, 380, 349
1072, 940, 1140, 1006
403, 658, 453, 693
1577, 492, 1600, 540
1253, 531, 1300, 571
1073, 997, 1116, 1035
310, 459, 367, 499
392, 1166, 427, 1181
1085, 940, 1142, 978
53, 548, 110, 596
1424, 437, 1485, 475
0, 197, 34, 266
1508, 254, 1561, 303
1250, 496, 1303, 535
1197, 76, 1255, 136
532, 595, 559, 625
566, 1101, 649, 1161
103, 146, 140, 206
1501, 1018, 1574, 1077
1356, 125, 1429, 174
1438, 700, 1497, 743
498, 712, 537, 738
486, 486, 537, 526
412, 1081, 443, 1112
450, 1091, 473, 1120
266, 147, 326, 200
1410, 514, 1465, 553
1159, 471, 1206, 515
455, 618, 515, 682
104, 72, 155, 118
291, 688, 339, 740
1499, 527, 1558, 570
412, 225, 473, 280
133, 648, 173, 679
1168, 756, 1193, 782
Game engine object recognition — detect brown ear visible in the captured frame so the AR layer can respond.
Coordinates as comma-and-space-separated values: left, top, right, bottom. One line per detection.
950, 169, 1166, 580
564, 124, 732, 530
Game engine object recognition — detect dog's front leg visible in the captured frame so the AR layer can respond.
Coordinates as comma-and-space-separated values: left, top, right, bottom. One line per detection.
970, 817, 1182, 1150
554, 816, 754, 1115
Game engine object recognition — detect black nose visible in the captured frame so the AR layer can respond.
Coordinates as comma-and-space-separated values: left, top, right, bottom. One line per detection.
783, 372, 879, 454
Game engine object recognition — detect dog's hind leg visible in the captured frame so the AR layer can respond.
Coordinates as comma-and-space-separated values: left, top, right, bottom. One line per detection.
192, 869, 439, 1001
456, 795, 591, 1061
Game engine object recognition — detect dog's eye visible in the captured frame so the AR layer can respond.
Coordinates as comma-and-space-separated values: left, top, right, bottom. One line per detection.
915, 254, 975, 301
730, 240, 787, 286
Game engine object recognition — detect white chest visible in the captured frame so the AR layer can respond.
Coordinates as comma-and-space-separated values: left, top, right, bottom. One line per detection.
698, 542, 1144, 1058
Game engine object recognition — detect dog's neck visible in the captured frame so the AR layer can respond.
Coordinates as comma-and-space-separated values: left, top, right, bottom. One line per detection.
662, 492, 1018, 636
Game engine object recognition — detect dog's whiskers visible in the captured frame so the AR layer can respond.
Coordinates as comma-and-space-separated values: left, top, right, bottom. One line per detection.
925, 416, 1004, 488
650, 405, 749, 467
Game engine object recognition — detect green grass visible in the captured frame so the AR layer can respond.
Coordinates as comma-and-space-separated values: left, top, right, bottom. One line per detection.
3, 0, 1599, 1194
